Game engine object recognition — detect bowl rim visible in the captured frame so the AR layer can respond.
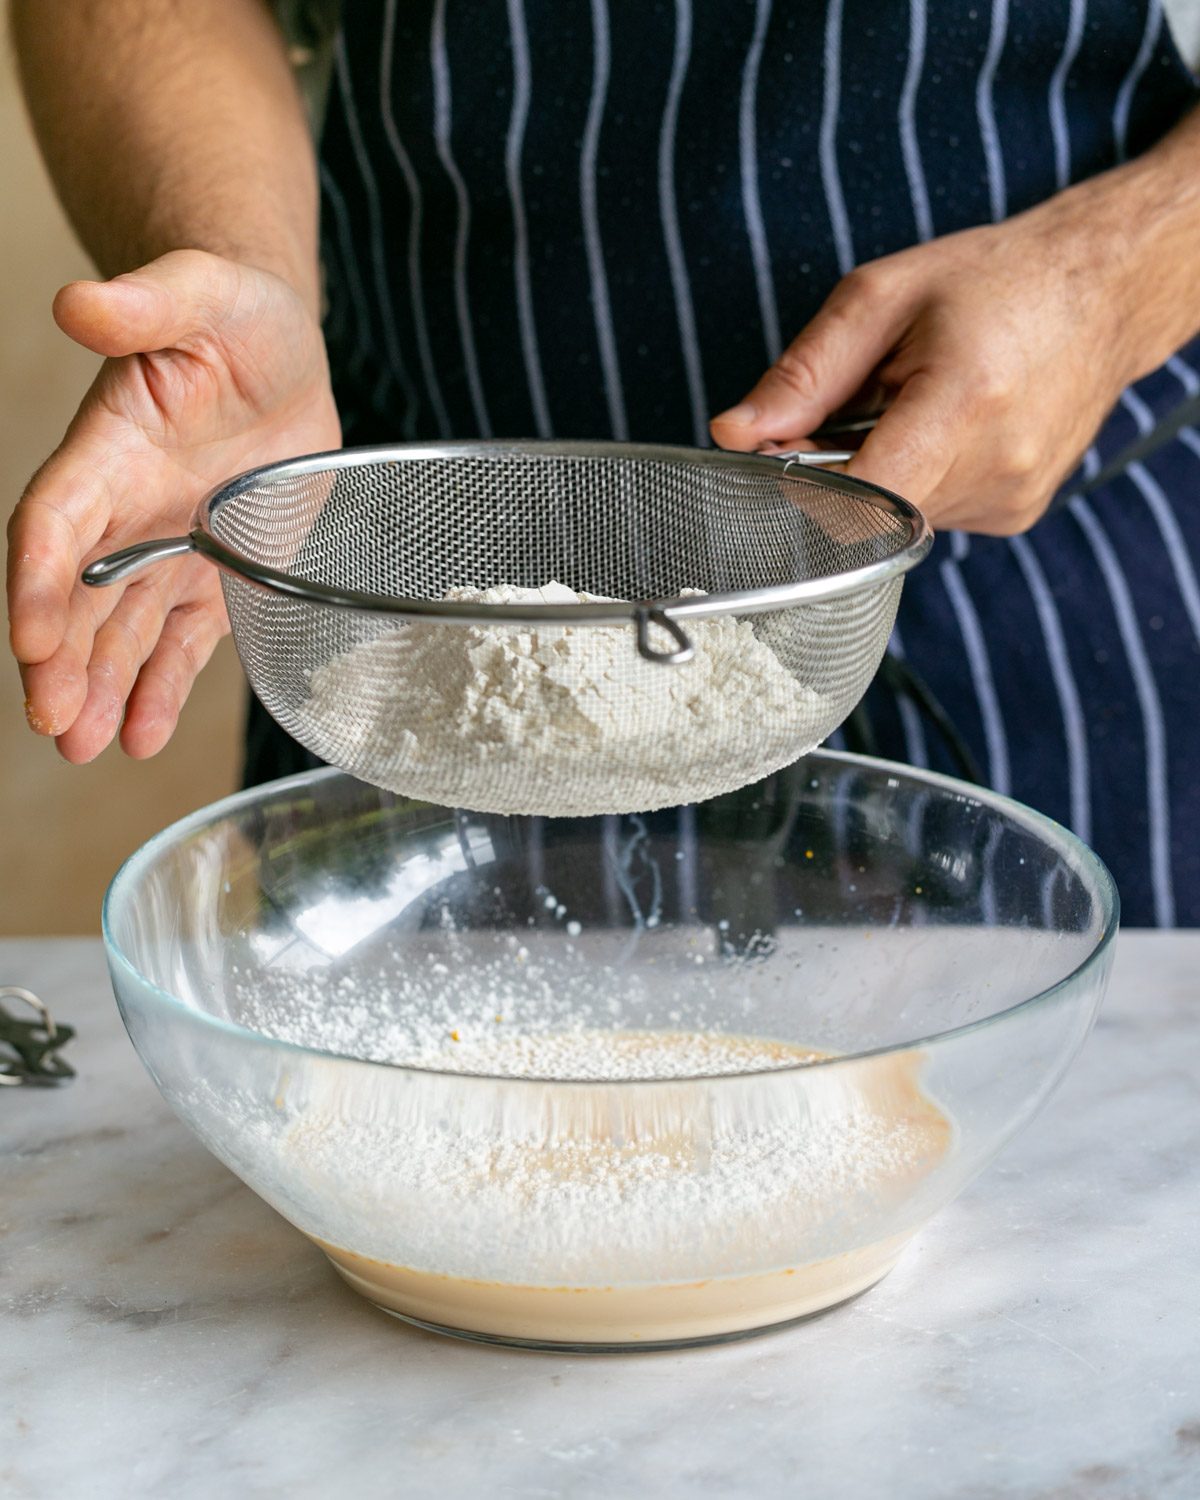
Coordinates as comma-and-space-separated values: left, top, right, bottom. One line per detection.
101, 752, 1120, 1086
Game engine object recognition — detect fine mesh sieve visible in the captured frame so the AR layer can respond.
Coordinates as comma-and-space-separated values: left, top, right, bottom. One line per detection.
84, 441, 930, 816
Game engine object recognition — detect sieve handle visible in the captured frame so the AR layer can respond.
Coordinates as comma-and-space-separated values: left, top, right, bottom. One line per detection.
82, 535, 196, 587
776, 449, 855, 466
773, 414, 879, 468
635, 607, 695, 666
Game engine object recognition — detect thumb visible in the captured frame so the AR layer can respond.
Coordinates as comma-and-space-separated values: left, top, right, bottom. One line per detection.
710, 269, 914, 452
52, 249, 236, 359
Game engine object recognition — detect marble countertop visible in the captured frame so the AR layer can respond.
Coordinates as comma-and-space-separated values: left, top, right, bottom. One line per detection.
3, 933, 1198, 1499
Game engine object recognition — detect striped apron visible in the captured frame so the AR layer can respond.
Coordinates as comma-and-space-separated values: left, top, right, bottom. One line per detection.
246, 0, 1200, 926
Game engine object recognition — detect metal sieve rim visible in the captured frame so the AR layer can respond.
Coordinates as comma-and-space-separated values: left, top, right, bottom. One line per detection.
189, 439, 931, 624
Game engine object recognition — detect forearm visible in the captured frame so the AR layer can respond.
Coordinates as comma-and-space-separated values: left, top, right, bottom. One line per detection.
1039, 103, 1200, 387
11, 0, 320, 314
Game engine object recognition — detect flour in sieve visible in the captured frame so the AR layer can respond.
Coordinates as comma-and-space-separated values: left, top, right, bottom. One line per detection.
303, 581, 828, 815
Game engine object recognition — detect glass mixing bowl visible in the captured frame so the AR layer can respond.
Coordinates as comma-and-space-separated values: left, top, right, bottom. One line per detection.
102, 753, 1117, 1351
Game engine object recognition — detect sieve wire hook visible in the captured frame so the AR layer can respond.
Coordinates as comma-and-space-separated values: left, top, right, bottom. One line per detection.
635, 607, 695, 665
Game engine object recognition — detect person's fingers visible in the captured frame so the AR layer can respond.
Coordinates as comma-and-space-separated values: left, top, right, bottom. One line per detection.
755, 438, 820, 457
120, 600, 226, 759
18, 574, 122, 738
904, 399, 1067, 535
710, 267, 916, 451
53, 249, 235, 359
8, 497, 78, 665
844, 369, 963, 508
7, 455, 112, 664
53, 575, 177, 763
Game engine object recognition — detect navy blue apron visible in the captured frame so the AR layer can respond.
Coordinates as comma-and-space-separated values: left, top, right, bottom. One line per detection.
246, 0, 1200, 926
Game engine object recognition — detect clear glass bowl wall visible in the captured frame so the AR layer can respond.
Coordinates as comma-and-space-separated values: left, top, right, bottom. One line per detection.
103, 754, 1116, 1340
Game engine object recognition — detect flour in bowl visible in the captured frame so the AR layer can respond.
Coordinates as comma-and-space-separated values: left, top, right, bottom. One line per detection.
303, 581, 828, 815
206, 950, 952, 1343
264, 1030, 951, 1342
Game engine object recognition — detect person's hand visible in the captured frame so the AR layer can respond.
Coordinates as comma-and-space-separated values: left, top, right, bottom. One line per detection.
7, 249, 340, 762
710, 183, 1157, 534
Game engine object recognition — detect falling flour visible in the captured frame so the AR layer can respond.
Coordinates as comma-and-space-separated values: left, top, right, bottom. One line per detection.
303, 581, 828, 815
